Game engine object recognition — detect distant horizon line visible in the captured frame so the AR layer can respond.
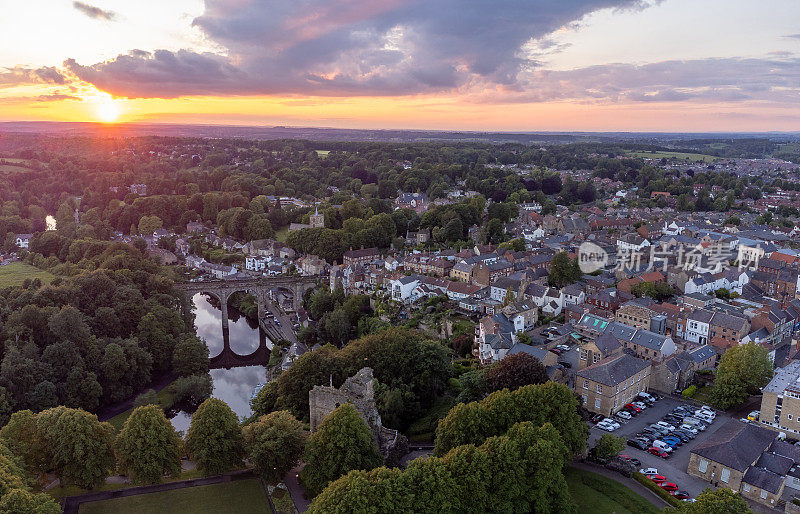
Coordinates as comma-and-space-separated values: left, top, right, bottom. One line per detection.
1, 120, 799, 136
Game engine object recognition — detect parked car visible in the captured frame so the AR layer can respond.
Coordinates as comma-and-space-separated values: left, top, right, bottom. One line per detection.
646, 473, 666, 483
662, 436, 681, 447
660, 482, 679, 492
632, 401, 647, 410
656, 421, 676, 432
558, 360, 572, 368
748, 411, 760, 422
648, 447, 670, 459
597, 422, 616, 432
640, 467, 658, 475
679, 424, 699, 435
673, 491, 691, 500
616, 410, 632, 420
591, 414, 604, 424
663, 415, 682, 424
627, 438, 649, 450
625, 403, 642, 413
652, 440, 673, 452
670, 431, 691, 442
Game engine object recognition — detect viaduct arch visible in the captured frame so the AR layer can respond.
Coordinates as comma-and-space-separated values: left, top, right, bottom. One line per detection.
176, 276, 318, 369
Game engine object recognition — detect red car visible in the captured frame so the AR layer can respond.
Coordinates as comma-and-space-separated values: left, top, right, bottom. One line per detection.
672, 491, 691, 500
625, 403, 642, 413
646, 474, 666, 483
660, 482, 679, 492
648, 447, 670, 459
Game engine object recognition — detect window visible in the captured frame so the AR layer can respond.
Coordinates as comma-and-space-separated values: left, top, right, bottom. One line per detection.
698, 459, 708, 473
616, 385, 620, 394
721, 468, 730, 483
597, 384, 603, 394
761, 490, 767, 499
583, 380, 589, 389
582, 394, 587, 404
614, 398, 618, 407
593, 353, 600, 363
580, 349, 587, 360
743, 484, 750, 493
595, 398, 601, 409
790, 414, 794, 421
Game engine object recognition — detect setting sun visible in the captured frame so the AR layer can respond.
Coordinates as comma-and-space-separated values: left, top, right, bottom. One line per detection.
95, 98, 121, 123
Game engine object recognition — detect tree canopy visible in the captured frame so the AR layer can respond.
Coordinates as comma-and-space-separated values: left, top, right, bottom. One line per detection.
185, 398, 244, 476
300, 404, 381, 497
242, 410, 306, 484
115, 405, 182, 484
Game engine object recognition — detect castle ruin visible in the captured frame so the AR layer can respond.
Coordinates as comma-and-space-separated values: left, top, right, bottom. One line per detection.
309, 367, 408, 466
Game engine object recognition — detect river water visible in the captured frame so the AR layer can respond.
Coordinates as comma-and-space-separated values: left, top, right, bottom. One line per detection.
170, 293, 270, 432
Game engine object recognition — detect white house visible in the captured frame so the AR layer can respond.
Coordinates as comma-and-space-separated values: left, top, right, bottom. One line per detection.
685, 310, 712, 345
14, 234, 32, 249
245, 255, 268, 272
390, 275, 422, 302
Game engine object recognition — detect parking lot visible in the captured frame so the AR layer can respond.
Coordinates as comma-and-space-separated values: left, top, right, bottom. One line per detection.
588, 395, 732, 498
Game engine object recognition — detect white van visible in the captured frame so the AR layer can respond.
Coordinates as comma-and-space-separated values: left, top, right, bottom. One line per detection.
652, 440, 673, 452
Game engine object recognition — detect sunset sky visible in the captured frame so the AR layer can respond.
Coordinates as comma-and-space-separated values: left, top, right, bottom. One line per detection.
2, 0, 799, 131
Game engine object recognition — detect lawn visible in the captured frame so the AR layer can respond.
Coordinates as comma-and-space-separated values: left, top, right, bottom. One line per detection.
78, 478, 270, 514
564, 467, 660, 514
0, 261, 55, 288
626, 150, 718, 163
107, 384, 176, 431
274, 226, 289, 242
270, 485, 296, 514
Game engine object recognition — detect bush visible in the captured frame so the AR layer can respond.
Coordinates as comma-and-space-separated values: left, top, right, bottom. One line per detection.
681, 385, 697, 398
632, 472, 681, 507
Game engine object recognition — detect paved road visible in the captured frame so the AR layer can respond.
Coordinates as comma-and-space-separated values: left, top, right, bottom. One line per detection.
263, 302, 298, 343
588, 396, 731, 498
284, 464, 310, 513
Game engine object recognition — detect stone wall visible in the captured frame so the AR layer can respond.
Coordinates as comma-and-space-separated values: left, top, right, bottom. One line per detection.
309, 367, 408, 466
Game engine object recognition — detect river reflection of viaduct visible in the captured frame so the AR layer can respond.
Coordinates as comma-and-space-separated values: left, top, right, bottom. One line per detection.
177, 277, 318, 369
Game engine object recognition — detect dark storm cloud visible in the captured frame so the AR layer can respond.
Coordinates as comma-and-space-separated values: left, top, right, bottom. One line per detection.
65, 0, 650, 97
73, 2, 117, 21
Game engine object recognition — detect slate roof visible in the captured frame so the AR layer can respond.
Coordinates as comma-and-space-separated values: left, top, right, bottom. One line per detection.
691, 420, 776, 472
508, 344, 549, 361
688, 345, 716, 363
594, 332, 622, 355
577, 354, 650, 387
742, 467, 784, 494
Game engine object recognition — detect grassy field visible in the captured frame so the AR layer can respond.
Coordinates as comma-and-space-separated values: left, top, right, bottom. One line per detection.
564, 467, 660, 514
274, 227, 289, 242
626, 150, 718, 163
78, 479, 270, 514
0, 261, 55, 288
406, 396, 456, 442
271, 486, 296, 514
107, 384, 176, 431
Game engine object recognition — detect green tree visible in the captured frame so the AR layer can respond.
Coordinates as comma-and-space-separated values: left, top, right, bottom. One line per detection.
710, 343, 773, 409
172, 335, 210, 377
593, 434, 625, 461
137, 215, 163, 236
243, 411, 306, 483
0, 489, 60, 514
0, 411, 44, 475
185, 399, 244, 476
671, 487, 751, 513
300, 404, 381, 497
36, 407, 115, 489
133, 389, 159, 408
172, 374, 213, 411
484, 353, 548, 393
548, 251, 581, 288
435, 382, 586, 458
115, 405, 182, 484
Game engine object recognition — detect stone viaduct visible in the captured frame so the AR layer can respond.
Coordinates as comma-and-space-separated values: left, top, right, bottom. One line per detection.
176, 276, 318, 369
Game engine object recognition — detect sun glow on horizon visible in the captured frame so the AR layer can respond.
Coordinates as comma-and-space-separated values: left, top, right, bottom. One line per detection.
95, 96, 122, 123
